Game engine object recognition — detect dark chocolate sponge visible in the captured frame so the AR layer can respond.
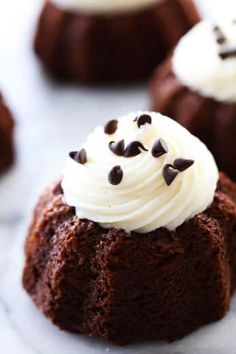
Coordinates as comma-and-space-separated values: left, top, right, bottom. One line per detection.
34, 0, 200, 83
150, 58, 236, 181
0, 93, 14, 175
23, 173, 236, 344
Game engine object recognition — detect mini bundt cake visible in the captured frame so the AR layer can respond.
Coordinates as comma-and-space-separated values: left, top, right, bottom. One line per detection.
34, 0, 200, 83
0, 93, 14, 175
150, 19, 236, 181
23, 112, 236, 345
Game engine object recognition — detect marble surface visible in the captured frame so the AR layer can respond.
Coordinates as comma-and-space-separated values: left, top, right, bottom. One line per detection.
0, 0, 236, 353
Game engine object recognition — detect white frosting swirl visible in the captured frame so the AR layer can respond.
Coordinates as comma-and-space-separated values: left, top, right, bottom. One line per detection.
51, 0, 161, 14
62, 112, 218, 233
173, 20, 236, 103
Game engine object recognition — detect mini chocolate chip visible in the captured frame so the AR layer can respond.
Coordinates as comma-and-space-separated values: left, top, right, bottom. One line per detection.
151, 138, 168, 158
104, 119, 118, 135
219, 47, 236, 59
69, 151, 77, 159
109, 140, 125, 156
162, 164, 179, 186
108, 165, 123, 185
173, 158, 194, 172
69, 149, 87, 164
213, 25, 226, 44
136, 114, 152, 128
124, 141, 148, 157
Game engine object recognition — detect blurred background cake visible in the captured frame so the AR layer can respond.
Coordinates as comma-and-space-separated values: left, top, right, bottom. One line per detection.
34, 0, 200, 83
23, 111, 236, 344
150, 19, 236, 180
0, 93, 14, 175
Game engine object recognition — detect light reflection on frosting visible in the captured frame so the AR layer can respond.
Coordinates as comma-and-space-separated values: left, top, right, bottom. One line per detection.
52, 0, 160, 14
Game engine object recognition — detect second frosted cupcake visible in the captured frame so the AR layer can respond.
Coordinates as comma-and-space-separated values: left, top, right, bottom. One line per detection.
150, 19, 236, 180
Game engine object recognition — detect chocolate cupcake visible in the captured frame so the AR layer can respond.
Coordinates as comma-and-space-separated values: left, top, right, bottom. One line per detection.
34, 0, 200, 83
150, 19, 236, 181
23, 112, 236, 345
0, 93, 14, 175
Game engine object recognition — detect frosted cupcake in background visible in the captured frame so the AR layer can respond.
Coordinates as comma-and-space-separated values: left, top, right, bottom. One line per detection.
34, 0, 200, 83
23, 111, 236, 345
150, 19, 236, 180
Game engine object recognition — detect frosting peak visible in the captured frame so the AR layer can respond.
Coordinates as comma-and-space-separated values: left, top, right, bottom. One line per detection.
173, 20, 236, 103
52, 0, 160, 15
62, 112, 218, 233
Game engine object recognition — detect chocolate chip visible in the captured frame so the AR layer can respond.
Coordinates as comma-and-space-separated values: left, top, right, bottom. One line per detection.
219, 47, 236, 59
162, 164, 179, 186
151, 138, 168, 158
109, 140, 125, 156
124, 141, 148, 157
173, 158, 194, 172
104, 119, 118, 135
135, 114, 152, 128
213, 25, 226, 44
69, 149, 87, 164
108, 166, 123, 185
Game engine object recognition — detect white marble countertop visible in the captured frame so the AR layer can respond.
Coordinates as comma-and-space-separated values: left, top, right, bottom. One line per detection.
0, 0, 236, 353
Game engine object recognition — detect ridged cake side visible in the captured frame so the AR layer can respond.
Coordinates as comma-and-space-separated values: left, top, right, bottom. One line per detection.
23, 173, 236, 344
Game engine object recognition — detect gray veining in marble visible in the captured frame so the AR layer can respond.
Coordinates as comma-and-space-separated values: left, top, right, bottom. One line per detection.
0, 0, 236, 353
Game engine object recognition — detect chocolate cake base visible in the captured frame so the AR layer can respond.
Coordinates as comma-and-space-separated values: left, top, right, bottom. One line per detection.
0, 94, 14, 174
34, 0, 200, 83
150, 59, 236, 181
23, 173, 236, 344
